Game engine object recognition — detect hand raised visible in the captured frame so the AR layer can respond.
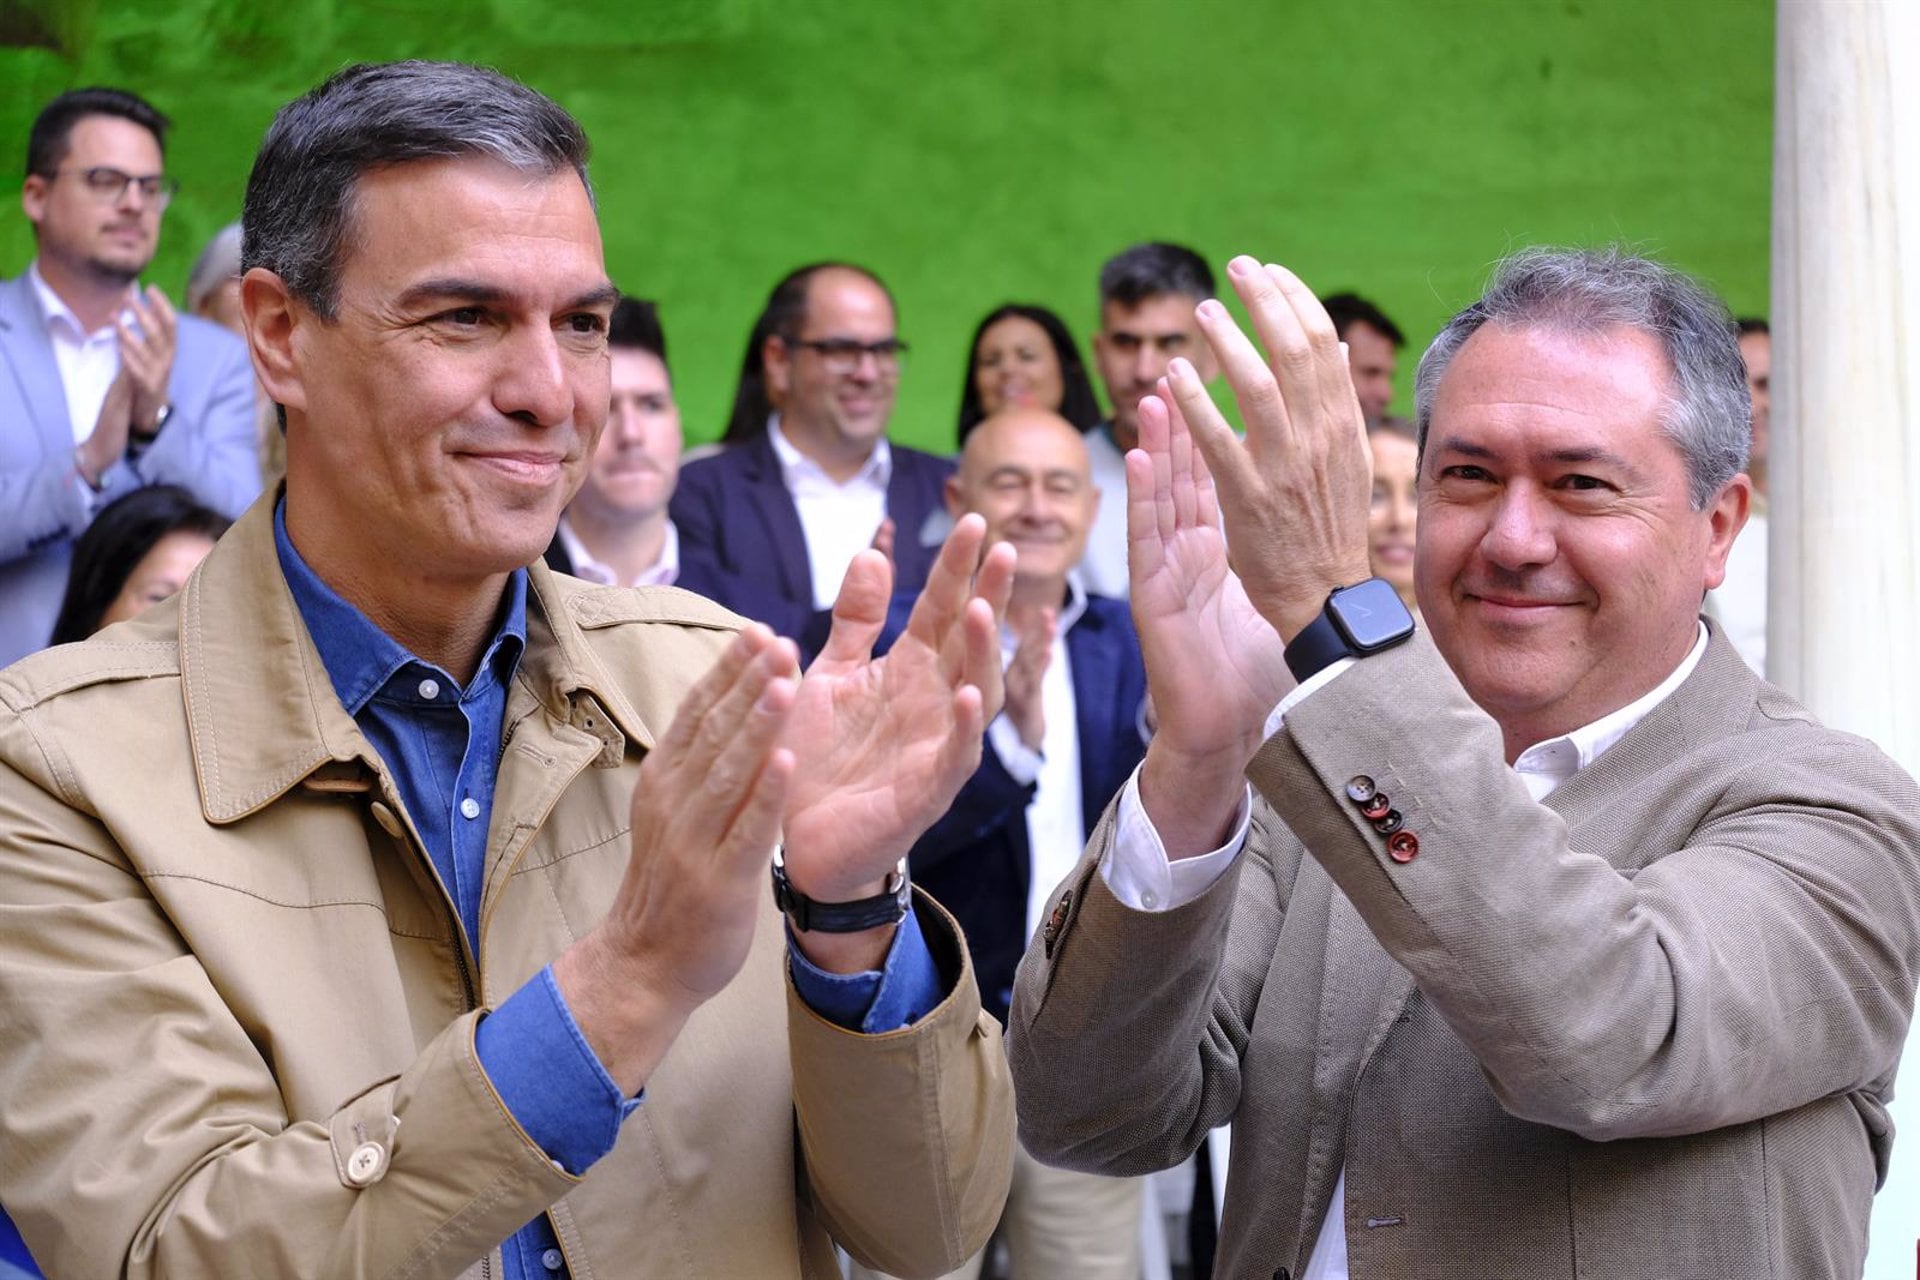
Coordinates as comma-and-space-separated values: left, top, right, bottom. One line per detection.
553, 624, 799, 1094
119, 285, 179, 434
1002, 608, 1055, 752
780, 513, 1015, 910
1167, 257, 1374, 642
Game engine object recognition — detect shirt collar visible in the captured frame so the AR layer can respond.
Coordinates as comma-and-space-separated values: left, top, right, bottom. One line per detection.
556, 517, 681, 589
1513, 621, 1710, 787
27, 260, 127, 342
766, 413, 893, 490
272, 498, 527, 714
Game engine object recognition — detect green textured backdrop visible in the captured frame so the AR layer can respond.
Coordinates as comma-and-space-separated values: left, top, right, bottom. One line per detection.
0, 0, 1773, 450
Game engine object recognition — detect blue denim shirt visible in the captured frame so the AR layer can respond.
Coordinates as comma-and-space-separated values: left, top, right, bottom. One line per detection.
271, 504, 943, 1280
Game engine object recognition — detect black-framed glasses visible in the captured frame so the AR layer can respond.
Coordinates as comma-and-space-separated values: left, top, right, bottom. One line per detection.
783, 336, 909, 374
52, 166, 179, 209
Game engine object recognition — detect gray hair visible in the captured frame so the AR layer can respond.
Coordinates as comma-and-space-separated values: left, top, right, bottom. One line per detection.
1412, 247, 1750, 508
240, 61, 592, 319
185, 221, 243, 313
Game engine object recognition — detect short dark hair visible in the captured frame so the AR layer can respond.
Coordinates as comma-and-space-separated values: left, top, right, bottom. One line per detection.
50, 486, 230, 646
1735, 316, 1769, 337
1098, 242, 1214, 309
1323, 293, 1406, 347
241, 61, 592, 320
721, 262, 894, 443
956, 303, 1103, 445
610, 296, 667, 371
26, 87, 169, 179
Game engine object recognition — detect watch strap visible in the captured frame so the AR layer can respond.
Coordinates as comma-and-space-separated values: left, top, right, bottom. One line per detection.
771, 852, 911, 933
1283, 609, 1352, 684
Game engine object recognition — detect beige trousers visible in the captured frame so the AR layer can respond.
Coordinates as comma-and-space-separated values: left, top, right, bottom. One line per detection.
850, 1144, 1145, 1280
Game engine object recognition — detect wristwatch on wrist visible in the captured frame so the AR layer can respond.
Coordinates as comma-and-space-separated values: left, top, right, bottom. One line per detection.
1283, 577, 1417, 683
131, 401, 173, 441
770, 848, 912, 933
73, 447, 105, 494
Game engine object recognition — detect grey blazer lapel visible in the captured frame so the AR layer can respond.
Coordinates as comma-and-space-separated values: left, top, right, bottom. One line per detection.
0, 275, 74, 457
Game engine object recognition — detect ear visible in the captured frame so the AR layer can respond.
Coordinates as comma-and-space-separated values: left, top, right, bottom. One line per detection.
1699, 473, 1752, 592
240, 267, 309, 425
762, 334, 792, 403
944, 473, 967, 520
21, 174, 48, 227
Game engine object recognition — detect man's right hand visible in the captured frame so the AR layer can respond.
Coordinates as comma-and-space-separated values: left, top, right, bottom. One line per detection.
552, 624, 799, 1096
1003, 608, 1054, 752
1127, 380, 1293, 858
77, 371, 136, 488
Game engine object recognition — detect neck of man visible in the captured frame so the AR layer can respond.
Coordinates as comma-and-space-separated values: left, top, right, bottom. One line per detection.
1007, 573, 1068, 630
37, 251, 136, 335
782, 415, 879, 485
569, 506, 668, 587
284, 493, 507, 687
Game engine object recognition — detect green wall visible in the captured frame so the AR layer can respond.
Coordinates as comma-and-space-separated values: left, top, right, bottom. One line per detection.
0, 0, 1773, 450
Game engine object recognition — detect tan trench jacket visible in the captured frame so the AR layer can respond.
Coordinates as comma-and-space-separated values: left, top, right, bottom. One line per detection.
0, 497, 1013, 1279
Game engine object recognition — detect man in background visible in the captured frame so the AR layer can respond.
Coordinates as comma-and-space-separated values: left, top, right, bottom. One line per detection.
673, 262, 953, 627
1323, 290, 1404, 427
1081, 241, 1218, 598
0, 87, 259, 666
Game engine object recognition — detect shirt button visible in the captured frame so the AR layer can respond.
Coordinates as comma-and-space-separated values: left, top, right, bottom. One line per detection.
541, 1248, 565, 1272
344, 1141, 386, 1186
1141, 890, 1160, 910
460, 797, 481, 820
417, 678, 440, 700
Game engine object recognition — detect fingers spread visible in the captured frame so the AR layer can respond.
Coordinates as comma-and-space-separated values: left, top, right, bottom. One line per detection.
904, 512, 987, 651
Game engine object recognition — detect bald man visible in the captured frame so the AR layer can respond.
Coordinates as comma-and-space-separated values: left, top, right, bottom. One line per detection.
854, 409, 1152, 1280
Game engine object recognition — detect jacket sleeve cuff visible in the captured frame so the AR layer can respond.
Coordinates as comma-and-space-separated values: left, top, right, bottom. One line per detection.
788, 906, 945, 1032
474, 965, 641, 1176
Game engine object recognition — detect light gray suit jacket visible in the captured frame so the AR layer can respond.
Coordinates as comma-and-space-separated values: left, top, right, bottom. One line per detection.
1010, 624, 1920, 1279
0, 272, 260, 667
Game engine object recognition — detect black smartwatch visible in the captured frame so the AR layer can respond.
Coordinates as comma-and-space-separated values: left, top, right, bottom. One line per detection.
1283, 577, 1417, 683
770, 848, 912, 933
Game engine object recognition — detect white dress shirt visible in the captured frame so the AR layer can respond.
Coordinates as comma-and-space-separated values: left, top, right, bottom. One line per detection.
1103, 623, 1711, 1278
982, 577, 1091, 941
555, 517, 681, 588
765, 415, 891, 610
1079, 424, 1132, 600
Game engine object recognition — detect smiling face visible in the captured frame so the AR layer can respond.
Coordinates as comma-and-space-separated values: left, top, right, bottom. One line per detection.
270, 156, 615, 593
1367, 428, 1419, 603
21, 113, 166, 289
1415, 323, 1748, 756
948, 408, 1098, 599
763, 267, 899, 463
974, 314, 1065, 417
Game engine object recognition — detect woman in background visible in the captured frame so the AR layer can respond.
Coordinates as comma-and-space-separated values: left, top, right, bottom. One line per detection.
1368, 415, 1420, 615
49, 486, 231, 645
956, 303, 1102, 445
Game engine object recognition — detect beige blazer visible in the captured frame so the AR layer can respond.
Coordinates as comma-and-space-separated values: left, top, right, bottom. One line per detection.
0, 494, 1013, 1278
1009, 628, 1920, 1279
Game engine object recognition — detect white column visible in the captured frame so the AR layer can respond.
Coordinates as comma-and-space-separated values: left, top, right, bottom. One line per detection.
1771, 4, 1920, 1277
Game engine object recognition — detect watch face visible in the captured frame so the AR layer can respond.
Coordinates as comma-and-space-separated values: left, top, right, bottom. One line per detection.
1330, 577, 1416, 651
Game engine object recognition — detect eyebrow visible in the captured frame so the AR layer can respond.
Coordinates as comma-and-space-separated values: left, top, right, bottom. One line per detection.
395, 278, 620, 312
1431, 436, 1648, 480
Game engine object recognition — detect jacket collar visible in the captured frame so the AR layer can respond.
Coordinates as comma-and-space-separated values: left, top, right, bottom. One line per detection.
180, 491, 654, 824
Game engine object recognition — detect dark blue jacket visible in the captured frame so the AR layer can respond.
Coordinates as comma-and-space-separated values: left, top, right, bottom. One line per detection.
670, 433, 955, 623
541, 528, 816, 645
882, 591, 1148, 1023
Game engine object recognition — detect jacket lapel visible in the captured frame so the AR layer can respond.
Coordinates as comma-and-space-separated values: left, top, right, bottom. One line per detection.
740, 433, 813, 602
0, 275, 75, 458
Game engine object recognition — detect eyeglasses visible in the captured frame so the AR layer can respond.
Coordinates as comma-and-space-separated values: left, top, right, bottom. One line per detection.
783, 336, 909, 374
50, 166, 179, 209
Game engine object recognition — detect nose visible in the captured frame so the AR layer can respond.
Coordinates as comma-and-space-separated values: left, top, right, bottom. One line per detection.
1132, 346, 1163, 385
1479, 484, 1555, 570
495, 325, 574, 429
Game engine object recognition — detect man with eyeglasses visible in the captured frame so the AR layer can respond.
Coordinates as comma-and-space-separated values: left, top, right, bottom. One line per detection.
673, 263, 955, 627
0, 87, 260, 667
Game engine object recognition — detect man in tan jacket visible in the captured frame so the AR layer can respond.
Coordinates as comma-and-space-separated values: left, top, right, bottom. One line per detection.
1009, 249, 1920, 1277
0, 62, 1013, 1278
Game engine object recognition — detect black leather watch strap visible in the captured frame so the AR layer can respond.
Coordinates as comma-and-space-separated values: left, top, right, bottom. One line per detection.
770, 850, 911, 933
1283, 609, 1351, 683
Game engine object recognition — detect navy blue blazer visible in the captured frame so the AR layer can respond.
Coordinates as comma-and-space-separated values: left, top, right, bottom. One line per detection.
882, 592, 1149, 1024
670, 432, 955, 628
540, 525, 814, 643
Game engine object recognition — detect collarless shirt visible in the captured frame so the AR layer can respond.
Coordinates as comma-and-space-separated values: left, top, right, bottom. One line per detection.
556, 516, 682, 588
766, 415, 891, 609
29, 261, 132, 451
1079, 424, 1133, 599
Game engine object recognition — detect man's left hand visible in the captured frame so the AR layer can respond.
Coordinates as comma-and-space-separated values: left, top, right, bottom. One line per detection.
1167, 257, 1374, 643
119, 285, 179, 436
781, 513, 1015, 969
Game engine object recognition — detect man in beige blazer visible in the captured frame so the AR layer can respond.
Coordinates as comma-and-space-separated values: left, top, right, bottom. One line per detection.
1008, 248, 1920, 1278
0, 62, 1012, 1278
